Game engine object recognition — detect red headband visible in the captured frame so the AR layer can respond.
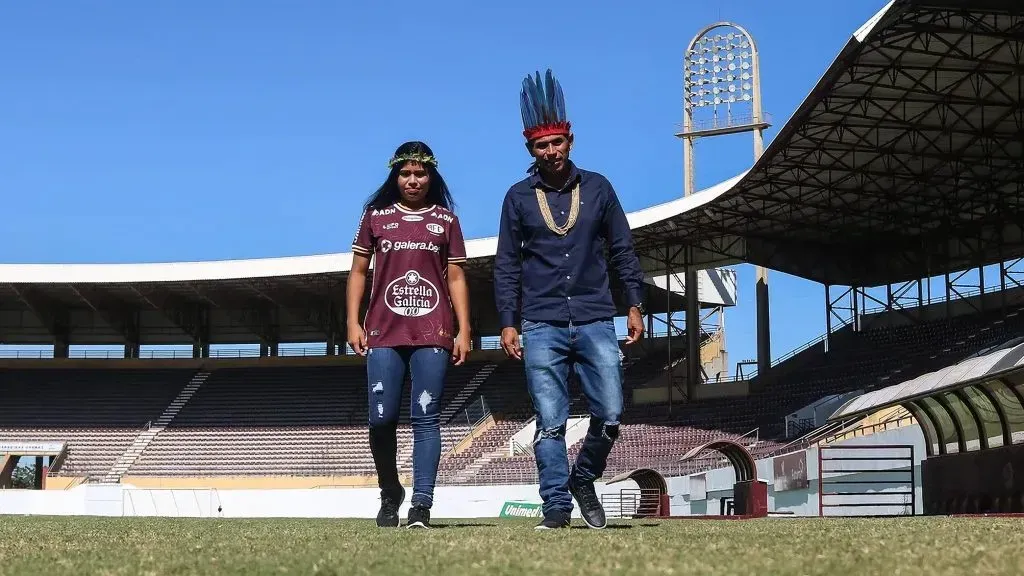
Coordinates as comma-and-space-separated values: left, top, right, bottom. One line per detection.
524, 121, 572, 142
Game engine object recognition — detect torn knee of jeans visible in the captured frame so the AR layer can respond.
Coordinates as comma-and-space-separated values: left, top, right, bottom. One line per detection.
589, 418, 620, 441
371, 381, 384, 394
416, 390, 434, 414
532, 423, 566, 445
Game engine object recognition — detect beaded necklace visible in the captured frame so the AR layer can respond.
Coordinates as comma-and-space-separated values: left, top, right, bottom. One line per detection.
534, 183, 580, 236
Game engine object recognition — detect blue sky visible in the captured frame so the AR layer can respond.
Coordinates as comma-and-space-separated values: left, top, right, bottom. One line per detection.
0, 1, 895, 365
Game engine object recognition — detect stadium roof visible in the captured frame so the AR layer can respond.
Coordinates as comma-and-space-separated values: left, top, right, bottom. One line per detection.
828, 334, 1024, 457
830, 336, 1024, 420
0, 196, 726, 345
633, 0, 1024, 287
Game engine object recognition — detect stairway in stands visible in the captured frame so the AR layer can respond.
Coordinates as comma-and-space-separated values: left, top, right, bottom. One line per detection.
99, 371, 210, 484
440, 363, 498, 423
451, 446, 507, 484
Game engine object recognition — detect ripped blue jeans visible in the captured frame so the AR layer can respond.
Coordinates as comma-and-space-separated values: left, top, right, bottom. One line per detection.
522, 318, 623, 515
366, 346, 448, 509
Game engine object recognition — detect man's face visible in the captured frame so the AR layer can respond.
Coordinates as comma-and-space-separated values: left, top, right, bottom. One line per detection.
528, 133, 572, 173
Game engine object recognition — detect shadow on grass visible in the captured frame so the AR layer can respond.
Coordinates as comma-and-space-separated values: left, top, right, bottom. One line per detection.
428, 523, 500, 528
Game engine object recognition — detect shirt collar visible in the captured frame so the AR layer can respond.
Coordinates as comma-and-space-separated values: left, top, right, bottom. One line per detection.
529, 161, 582, 192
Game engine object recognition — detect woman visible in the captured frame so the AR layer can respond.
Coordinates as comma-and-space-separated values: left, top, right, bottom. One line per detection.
346, 141, 471, 529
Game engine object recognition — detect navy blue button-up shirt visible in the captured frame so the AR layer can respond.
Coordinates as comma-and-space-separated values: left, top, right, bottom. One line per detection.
494, 162, 646, 329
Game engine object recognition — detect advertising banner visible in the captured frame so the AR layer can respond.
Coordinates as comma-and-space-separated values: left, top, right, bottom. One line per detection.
499, 501, 543, 518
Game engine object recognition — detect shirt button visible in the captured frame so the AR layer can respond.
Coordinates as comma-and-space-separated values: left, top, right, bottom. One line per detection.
565, 253, 569, 257
560, 211, 565, 215
566, 275, 571, 279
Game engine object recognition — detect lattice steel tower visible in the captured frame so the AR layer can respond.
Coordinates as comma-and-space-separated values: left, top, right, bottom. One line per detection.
677, 22, 774, 377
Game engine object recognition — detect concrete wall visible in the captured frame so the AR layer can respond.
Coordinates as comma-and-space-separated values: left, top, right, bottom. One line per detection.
668, 426, 927, 517
0, 479, 639, 519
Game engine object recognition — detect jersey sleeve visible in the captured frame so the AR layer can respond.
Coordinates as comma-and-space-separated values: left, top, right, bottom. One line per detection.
351, 209, 373, 257
447, 214, 467, 264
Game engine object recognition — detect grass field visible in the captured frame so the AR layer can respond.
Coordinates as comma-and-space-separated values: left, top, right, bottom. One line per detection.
2, 515, 1024, 575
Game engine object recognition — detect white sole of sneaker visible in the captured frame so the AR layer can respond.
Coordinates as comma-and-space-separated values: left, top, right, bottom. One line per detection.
407, 522, 429, 529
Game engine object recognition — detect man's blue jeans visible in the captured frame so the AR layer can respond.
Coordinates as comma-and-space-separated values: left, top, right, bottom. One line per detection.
366, 346, 448, 509
522, 318, 623, 515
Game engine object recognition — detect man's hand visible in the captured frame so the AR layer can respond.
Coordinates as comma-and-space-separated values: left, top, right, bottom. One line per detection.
500, 327, 522, 360
452, 331, 471, 365
347, 322, 368, 356
623, 306, 645, 345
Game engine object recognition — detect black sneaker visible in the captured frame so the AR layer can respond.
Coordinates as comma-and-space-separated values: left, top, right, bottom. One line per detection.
376, 486, 405, 528
534, 509, 571, 530
407, 505, 431, 529
569, 474, 606, 529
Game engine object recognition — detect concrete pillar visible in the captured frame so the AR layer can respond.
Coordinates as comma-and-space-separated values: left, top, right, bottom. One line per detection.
686, 267, 700, 398
124, 342, 140, 359
53, 337, 69, 359
756, 268, 771, 376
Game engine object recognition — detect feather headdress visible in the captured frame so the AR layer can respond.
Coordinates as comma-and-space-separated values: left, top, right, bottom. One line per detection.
520, 69, 571, 141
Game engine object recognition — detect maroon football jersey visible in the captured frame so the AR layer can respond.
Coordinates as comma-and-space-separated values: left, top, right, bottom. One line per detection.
352, 203, 467, 350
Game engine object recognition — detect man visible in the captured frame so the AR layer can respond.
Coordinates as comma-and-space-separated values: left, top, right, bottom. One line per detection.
494, 69, 646, 530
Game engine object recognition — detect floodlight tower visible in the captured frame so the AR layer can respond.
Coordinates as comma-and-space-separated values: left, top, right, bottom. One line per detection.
677, 23, 772, 383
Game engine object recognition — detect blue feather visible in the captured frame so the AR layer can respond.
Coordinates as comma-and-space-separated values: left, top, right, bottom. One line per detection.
521, 79, 533, 127
554, 80, 565, 123
532, 72, 545, 122
544, 69, 556, 123
523, 77, 538, 128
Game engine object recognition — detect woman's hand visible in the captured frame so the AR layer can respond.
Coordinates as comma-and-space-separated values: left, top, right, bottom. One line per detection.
452, 331, 471, 365
347, 321, 368, 356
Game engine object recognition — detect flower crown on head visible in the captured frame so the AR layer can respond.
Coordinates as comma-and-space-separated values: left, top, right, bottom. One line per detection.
388, 151, 438, 169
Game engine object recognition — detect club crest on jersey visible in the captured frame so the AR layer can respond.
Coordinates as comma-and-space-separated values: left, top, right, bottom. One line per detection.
402, 215, 424, 222
425, 223, 444, 235
386, 270, 440, 317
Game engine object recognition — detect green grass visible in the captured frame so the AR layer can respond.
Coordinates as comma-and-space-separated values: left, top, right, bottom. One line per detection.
2, 516, 1024, 575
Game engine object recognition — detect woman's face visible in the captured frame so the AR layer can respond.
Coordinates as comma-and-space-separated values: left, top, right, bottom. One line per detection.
397, 161, 431, 206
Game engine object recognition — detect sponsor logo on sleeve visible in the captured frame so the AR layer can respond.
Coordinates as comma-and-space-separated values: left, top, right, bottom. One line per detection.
431, 211, 454, 223
385, 271, 440, 317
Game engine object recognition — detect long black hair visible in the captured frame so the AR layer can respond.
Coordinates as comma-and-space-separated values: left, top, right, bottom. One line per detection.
363, 141, 455, 212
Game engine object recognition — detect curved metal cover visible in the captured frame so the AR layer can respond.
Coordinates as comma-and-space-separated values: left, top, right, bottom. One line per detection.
680, 439, 757, 482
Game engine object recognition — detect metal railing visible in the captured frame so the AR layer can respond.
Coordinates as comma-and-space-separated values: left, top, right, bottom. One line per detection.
0, 329, 680, 360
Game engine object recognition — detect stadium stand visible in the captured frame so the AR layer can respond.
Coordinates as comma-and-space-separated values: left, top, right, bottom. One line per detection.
4, 296, 1021, 489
